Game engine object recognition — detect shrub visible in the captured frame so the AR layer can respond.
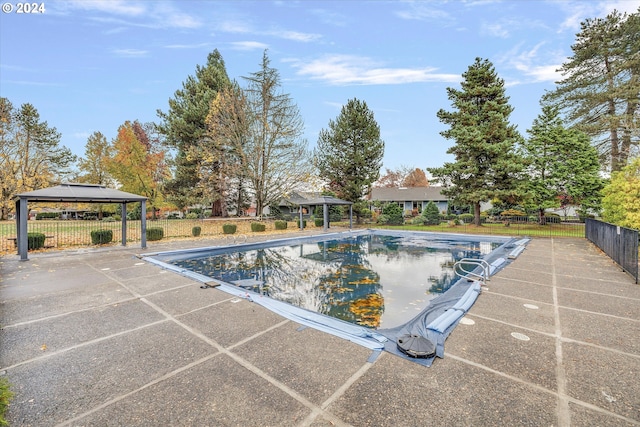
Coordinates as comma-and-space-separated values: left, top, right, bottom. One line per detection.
192, 226, 202, 237
146, 227, 164, 241
269, 205, 283, 219
27, 232, 46, 250
377, 214, 390, 225
102, 216, 116, 222
113, 214, 121, 221
223, 223, 237, 234
500, 209, 527, 217
251, 222, 266, 232
459, 213, 474, 223
283, 214, 293, 222
295, 219, 307, 228
381, 203, 404, 225
36, 212, 59, 220
314, 218, 324, 227
274, 220, 287, 230
412, 216, 427, 225
186, 212, 199, 219
90, 230, 113, 245
421, 201, 441, 225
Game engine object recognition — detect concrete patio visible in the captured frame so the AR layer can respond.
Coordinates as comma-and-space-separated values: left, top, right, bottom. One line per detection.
1, 232, 639, 426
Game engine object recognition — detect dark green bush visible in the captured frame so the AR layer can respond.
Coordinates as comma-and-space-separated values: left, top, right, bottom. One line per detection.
251, 222, 266, 232
223, 224, 237, 234
421, 201, 441, 225
314, 218, 324, 227
27, 232, 46, 250
146, 227, 164, 241
192, 226, 202, 237
36, 212, 59, 220
295, 219, 307, 228
90, 230, 113, 245
381, 203, 404, 225
274, 220, 287, 230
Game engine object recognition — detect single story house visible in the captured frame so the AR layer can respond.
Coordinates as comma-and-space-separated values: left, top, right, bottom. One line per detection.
368, 187, 450, 215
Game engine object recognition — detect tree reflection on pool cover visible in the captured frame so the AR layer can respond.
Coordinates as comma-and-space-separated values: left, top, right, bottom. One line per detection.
169, 234, 498, 329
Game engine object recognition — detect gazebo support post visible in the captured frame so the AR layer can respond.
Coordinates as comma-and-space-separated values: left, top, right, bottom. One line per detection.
349, 205, 353, 229
121, 203, 127, 246
17, 198, 28, 261
299, 206, 304, 230
323, 203, 328, 232
140, 200, 147, 249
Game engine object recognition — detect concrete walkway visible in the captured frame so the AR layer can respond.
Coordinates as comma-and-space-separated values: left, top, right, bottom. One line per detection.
1, 234, 639, 426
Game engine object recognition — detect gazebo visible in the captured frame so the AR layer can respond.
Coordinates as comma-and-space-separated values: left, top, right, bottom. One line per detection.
297, 196, 353, 232
14, 183, 148, 261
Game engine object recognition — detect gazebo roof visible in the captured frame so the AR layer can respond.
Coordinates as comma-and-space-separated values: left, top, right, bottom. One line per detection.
15, 183, 147, 203
302, 196, 353, 206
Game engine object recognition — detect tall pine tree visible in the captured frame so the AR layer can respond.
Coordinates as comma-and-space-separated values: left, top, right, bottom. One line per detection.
156, 50, 230, 212
315, 98, 384, 222
427, 58, 525, 226
522, 105, 603, 223
544, 8, 640, 172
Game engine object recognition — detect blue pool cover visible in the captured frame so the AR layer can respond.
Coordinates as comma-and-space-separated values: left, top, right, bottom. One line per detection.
143, 230, 529, 367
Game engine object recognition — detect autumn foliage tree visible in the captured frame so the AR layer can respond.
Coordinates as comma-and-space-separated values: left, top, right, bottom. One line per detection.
107, 121, 167, 219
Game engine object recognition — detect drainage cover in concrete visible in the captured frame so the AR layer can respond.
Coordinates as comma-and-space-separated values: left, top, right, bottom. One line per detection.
523, 304, 539, 309
510, 332, 530, 341
459, 317, 475, 325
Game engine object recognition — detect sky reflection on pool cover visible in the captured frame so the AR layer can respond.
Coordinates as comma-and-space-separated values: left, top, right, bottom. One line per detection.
168, 234, 499, 329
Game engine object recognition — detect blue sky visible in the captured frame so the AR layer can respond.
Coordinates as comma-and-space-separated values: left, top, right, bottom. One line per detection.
2, 0, 639, 173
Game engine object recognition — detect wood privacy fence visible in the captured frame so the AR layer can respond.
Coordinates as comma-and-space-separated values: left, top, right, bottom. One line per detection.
585, 218, 639, 284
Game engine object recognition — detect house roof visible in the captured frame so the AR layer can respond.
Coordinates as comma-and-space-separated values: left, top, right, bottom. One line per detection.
15, 183, 147, 203
369, 186, 448, 202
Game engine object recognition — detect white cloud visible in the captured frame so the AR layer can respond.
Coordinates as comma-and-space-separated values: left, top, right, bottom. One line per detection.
482, 22, 510, 38
394, 2, 452, 22
58, 0, 202, 29
164, 42, 211, 49
288, 54, 460, 85
556, 0, 640, 32
64, 0, 146, 16
229, 41, 269, 51
112, 48, 148, 58
216, 21, 321, 42
497, 43, 563, 84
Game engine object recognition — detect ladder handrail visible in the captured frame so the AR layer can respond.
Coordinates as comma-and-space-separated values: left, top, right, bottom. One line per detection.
454, 258, 490, 282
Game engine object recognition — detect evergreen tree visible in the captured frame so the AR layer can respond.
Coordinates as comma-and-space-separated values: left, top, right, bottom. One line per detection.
156, 50, 230, 211
242, 51, 312, 217
427, 58, 525, 226
203, 82, 251, 216
602, 157, 640, 229
522, 105, 604, 223
315, 98, 384, 223
544, 8, 640, 172
421, 201, 441, 225
0, 98, 75, 219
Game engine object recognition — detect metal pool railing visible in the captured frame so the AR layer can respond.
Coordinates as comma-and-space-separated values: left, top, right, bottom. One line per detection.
585, 219, 639, 284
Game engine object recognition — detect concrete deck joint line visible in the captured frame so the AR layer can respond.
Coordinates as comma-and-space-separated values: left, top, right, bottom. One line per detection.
54, 353, 221, 427
297, 354, 378, 427
552, 239, 571, 427
139, 296, 343, 422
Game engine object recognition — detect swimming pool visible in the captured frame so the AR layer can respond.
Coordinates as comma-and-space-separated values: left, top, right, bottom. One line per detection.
144, 229, 526, 365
